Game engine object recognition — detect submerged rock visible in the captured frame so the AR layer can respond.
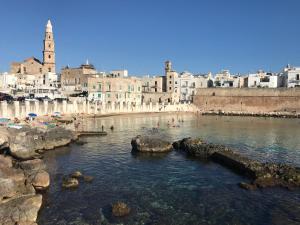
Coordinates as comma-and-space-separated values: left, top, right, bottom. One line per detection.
83, 175, 94, 183
62, 177, 79, 188
131, 135, 173, 153
70, 171, 83, 178
74, 139, 88, 145
112, 201, 131, 217
239, 182, 257, 190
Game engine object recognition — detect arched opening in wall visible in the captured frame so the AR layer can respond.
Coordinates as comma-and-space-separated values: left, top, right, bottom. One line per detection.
207, 80, 213, 87
212, 92, 215, 96
48, 55, 51, 59
159, 97, 162, 103
167, 98, 171, 103
48, 68, 51, 72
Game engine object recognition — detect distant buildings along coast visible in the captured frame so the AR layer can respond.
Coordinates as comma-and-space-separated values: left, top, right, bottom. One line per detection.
0, 20, 300, 105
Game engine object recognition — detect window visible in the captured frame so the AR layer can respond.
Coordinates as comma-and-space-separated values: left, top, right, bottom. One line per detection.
48, 68, 51, 72
93, 85, 96, 89
98, 93, 101, 98
98, 84, 102, 90
48, 55, 51, 59
138, 86, 140, 91
48, 35, 51, 39
155, 81, 157, 85
169, 87, 172, 90
24, 67, 26, 73
107, 82, 111, 91
169, 76, 172, 79
169, 81, 172, 84
297, 74, 300, 81
107, 93, 110, 98
175, 81, 177, 84
40, 68, 42, 73
48, 44, 51, 48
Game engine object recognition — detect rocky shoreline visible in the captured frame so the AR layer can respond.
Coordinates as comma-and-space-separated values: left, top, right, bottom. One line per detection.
0, 125, 78, 225
200, 111, 300, 119
172, 138, 300, 190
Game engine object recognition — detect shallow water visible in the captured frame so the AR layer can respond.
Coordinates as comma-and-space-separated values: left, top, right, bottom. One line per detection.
38, 113, 300, 225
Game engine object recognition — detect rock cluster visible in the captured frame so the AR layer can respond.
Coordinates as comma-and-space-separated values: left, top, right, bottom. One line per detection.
201, 111, 300, 119
0, 126, 78, 224
173, 137, 300, 190
62, 171, 94, 189
131, 135, 173, 153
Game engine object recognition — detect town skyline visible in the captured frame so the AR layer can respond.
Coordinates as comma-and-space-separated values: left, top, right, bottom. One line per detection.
1, 0, 300, 75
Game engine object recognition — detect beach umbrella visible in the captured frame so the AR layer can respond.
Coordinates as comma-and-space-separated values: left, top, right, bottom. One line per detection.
52, 111, 61, 117
28, 113, 37, 117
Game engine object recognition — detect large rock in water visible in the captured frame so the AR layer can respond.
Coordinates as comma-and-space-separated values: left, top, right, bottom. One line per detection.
112, 202, 131, 217
8, 127, 77, 159
173, 137, 300, 190
131, 135, 173, 153
0, 194, 42, 225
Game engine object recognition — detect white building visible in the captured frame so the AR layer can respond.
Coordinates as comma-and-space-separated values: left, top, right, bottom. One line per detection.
247, 71, 284, 88
283, 65, 300, 88
178, 71, 213, 102
213, 70, 245, 88
110, 70, 128, 78
0, 73, 17, 90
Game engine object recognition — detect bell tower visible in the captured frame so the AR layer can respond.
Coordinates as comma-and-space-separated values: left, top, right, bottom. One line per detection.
43, 19, 55, 73
165, 60, 172, 75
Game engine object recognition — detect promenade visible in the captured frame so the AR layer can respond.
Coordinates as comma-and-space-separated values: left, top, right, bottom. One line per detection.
0, 100, 196, 119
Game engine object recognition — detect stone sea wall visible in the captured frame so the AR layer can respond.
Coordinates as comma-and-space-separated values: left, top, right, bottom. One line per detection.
193, 88, 300, 113
0, 100, 195, 119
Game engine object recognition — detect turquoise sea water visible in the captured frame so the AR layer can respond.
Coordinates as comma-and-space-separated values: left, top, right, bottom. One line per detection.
38, 113, 300, 225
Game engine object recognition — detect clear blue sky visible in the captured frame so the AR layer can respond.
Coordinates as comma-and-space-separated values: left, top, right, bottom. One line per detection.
0, 0, 300, 75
